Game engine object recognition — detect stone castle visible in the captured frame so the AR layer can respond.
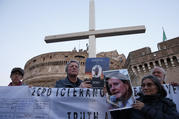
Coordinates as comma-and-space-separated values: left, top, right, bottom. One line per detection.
125, 37, 179, 86
23, 49, 126, 87
23, 37, 179, 87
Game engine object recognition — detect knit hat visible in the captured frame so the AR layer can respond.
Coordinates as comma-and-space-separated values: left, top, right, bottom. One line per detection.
11, 67, 24, 76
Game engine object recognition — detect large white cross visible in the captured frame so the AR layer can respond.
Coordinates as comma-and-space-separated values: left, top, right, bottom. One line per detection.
45, 0, 146, 58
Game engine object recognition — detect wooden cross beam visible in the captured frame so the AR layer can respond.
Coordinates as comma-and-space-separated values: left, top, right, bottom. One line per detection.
44, 0, 146, 58
45, 26, 145, 43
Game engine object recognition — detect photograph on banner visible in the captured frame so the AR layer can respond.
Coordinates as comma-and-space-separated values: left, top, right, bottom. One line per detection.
85, 57, 110, 88
103, 69, 135, 111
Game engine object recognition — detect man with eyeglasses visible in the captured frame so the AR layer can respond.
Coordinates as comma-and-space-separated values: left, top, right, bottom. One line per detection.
55, 60, 91, 88
8, 67, 24, 86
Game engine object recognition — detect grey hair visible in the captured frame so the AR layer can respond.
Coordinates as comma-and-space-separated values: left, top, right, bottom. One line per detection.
65, 60, 80, 73
151, 66, 166, 79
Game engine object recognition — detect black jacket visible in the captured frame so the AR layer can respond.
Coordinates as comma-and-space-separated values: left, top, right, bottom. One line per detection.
129, 94, 179, 119
55, 77, 82, 88
111, 94, 179, 119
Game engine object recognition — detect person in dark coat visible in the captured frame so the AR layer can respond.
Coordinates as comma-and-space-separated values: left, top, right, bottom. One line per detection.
55, 60, 91, 88
110, 75, 179, 119
130, 75, 179, 119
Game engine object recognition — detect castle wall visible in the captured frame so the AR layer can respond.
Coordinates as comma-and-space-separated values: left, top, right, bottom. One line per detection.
97, 50, 126, 69
23, 50, 125, 87
24, 37, 179, 87
126, 37, 179, 86
23, 51, 87, 87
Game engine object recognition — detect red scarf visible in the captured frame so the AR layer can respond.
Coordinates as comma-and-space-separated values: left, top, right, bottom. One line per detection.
8, 81, 22, 86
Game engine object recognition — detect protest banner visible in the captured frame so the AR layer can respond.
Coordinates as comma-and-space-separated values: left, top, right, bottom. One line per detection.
0, 84, 178, 118
0, 86, 111, 119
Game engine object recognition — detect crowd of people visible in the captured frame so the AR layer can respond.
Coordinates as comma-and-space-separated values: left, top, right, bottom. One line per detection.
8, 60, 179, 118
111, 74, 179, 119
8, 62, 178, 88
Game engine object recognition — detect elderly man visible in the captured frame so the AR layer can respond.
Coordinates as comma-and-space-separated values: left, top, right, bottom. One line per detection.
55, 60, 91, 88
8, 67, 24, 86
151, 66, 178, 86
151, 66, 166, 84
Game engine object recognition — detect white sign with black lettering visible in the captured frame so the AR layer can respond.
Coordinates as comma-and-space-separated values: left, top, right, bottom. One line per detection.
0, 86, 111, 119
0, 85, 178, 119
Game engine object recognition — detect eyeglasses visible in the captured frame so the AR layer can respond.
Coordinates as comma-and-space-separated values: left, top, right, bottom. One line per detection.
141, 83, 155, 88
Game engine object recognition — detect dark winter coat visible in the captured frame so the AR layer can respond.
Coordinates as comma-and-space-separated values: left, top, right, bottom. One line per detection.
111, 75, 179, 119
111, 94, 179, 119
55, 77, 82, 88
129, 94, 179, 119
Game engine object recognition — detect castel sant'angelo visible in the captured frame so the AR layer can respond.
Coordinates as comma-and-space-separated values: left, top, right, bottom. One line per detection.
23, 49, 126, 87
125, 37, 179, 86
23, 37, 179, 87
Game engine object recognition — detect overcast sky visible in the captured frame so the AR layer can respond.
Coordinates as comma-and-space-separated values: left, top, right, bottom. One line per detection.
0, 0, 179, 86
